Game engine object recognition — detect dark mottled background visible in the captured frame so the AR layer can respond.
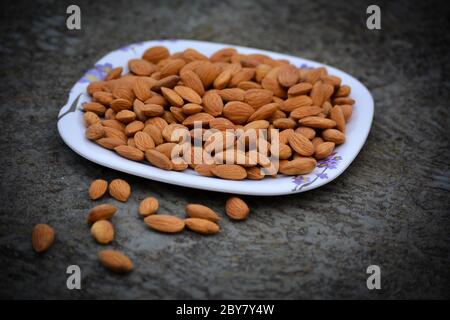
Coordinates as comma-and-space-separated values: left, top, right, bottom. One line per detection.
0, 0, 449, 299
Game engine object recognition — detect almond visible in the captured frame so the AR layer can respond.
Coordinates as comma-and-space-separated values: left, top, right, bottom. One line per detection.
315, 142, 335, 159
223, 101, 254, 124
83, 102, 106, 115
98, 250, 133, 273
85, 123, 105, 140
103, 119, 126, 132
104, 126, 127, 142
128, 59, 155, 76
133, 77, 152, 101
229, 68, 255, 87
210, 47, 237, 62
290, 106, 323, 119
139, 197, 159, 216
105, 67, 123, 81
213, 68, 232, 89
288, 82, 313, 96
298, 116, 336, 129
341, 104, 353, 121
143, 46, 170, 64
32, 224, 55, 253
105, 108, 116, 120
134, 131, 155, 151
115, 145, 144, 161
218, 88, 245, 102
288, 132, 314, 156
155, 143, 177, 159
152, 75, 180, 91
91, 220, 114, 244
115, 110, 136, 123
113, 86, 135, 102
144, 214, 185, 233
84, 111, 101, 126
278, 143, 293, 159
109, 179, 131, 202
211, 164, 247, 180
93, 91, 114, 105
145, 149, 173, 170
125, 120, 145, 136
280, 95, 313, 112
244, 89, 273, 108
335, 85, 351, 97
89, 179, 108, 200
237, 81, 262, 90
330, 105, 346, 132
202, 91, 224, 116
183, 112, 214, 127
273, 117, 297, 129
334, 97, 355, 105
142, 104, 164, 117
185, 218, 220, 235
182, 103, 203, 114
225, 197, 249, 220
185, 204, 220, 222
159, 58, 186, 77
295, 126, 316, 140
322, 128, 346, 144
87, 204, 117, 224
96, 137, 126, 149
279, 157, 317, 175
143, 124, 164, 145
194, 61, 221, 87
209, 117, 235, 131
246, 166, 265, 179
247, 102, 278, 122
174, 85, 202, 104
180, 70, 205, 96
304, 67, 326, 84
161, 87, 184, 107
194, 164, 217, 177
110, 98, 133, 112
277, 65, 299, 87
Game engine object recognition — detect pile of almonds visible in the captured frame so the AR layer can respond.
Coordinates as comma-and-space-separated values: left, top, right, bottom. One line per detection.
84, 46, 354, 179
32, 178, 250, 274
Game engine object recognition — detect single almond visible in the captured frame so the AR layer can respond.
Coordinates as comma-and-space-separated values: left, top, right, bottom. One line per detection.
290, 106, 323, 119
247, 102, 278, 122
180, 70, 205, 96
83, 102, 106, 115
273, 117, 297, 129
213, 68, 232, 89
139, 197, 159, 216
32, 224, 55, 253
105, 67, 123, 81
142, 104, 164, 117
330, 105, 346, 132
280, 95, 313, 112
280, 157, 317, 175
125, 120, 145, 136
182, 103, 203, 115
335, 85, 351, 97
110, 98, 133, 112
298, 116, 336, 129
211, 164, 247, 180
152, 75, 180, 91
174, 85, 203, 104
225, 197, 249, 220
128, 59, 155, 76
185, 204, 220, 222
85, 123, 105, 140
89, 179, 108, 200
322, 128, 346, 144
114, 145, 144, 161
104, 126, 127, 142
161, 87, 184, 107
93, 91, 114, 105
288, 82, 313, 96
295, 126, 316, 140
278, 65, 299, 87
194, 164, 217, 177
288, 132, 315, 156
143, 46, 170, 64
229, 68, 255, 87
185, 218, 220, 235
84, 111, 101, 126
91, 220, 114, 244
109, 179, 131, 202
96, 137, 126, 149
202, 91, 224, 116
145, 149, 173, 170
87, 204, 117, 224
115, 110, 136, 123
103, 119, 126, 131
218, 88, 245, 102
183, 112, 214, 127
315, 142, 335, 160
134, 131, 155, 151
98, 250, 133, 273
194, 61, 221, 87
244, 89, 273, 108
223, 101, 254, 124
144, 215, 185, 233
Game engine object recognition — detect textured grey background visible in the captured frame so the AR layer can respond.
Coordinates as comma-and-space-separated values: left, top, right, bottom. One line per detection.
0, 0, 449, 299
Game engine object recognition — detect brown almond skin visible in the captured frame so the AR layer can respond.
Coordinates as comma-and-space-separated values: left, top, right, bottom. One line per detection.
211, 164, 247, 180
185, 204, 221, 222
87, 204, 117, 224
315, 142, 335, 160
145, 149, 173, 170
185, 218, 220, 235
139, 197, 159, 216
32, 224, 55, 253
225, 197, 249, 221
108, 179, 131, 202
89, 179, 108, 200
322, 129, 346, 145
98, 250, 133, 274
144, 215, 185, 233
91, 220, 114, 244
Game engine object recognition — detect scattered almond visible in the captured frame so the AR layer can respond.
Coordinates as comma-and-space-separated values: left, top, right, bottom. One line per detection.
109, 179, 131, 202
32, 224, 55, 253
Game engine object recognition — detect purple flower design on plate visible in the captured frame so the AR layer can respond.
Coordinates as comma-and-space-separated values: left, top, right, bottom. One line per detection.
291, 152, 343, 191
298, 63, 314, 69
78, 63, 113, 83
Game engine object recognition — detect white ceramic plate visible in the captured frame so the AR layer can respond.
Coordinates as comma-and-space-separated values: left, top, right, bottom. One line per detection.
57, 39, 373, 196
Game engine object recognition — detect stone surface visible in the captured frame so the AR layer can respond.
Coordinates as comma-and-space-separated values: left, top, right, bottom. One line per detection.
0, 0, 449, 299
